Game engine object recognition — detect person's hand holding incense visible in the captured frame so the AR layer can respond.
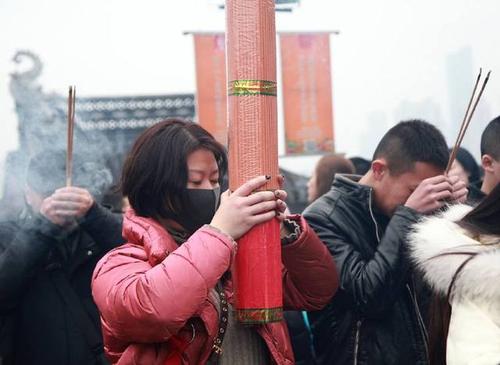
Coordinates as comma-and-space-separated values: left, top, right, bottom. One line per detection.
40, 187, 94, 226
404, 175, 453, 214
447, 175, 468, 203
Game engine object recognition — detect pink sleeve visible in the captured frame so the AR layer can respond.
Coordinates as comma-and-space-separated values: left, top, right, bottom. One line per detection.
91, 226, 236, 343
281, 215, 339, 311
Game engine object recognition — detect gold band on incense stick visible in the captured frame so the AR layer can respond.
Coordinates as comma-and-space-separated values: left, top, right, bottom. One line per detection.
228, 80, 277, 96
236, 307, 283, 324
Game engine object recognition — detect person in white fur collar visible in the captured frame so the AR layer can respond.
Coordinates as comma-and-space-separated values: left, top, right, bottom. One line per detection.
409, 183, 500, 365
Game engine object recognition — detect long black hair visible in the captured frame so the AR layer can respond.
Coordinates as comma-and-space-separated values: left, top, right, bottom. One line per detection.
459, 183, 500, 236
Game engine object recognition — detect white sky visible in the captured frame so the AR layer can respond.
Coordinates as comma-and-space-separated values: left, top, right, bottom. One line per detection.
1, 0, 500, 182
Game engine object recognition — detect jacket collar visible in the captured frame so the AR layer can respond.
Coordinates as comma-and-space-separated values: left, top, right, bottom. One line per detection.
123, 209, 179, 266
331, 174, 390, 239
332, 174, 372, 198
331, 174, 377, 212
409, 204, 500, 299
410, 204, 493, 256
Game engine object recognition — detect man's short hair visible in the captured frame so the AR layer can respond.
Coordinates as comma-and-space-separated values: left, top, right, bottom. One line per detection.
480, 116, 500, 160
372, 120, 449, 175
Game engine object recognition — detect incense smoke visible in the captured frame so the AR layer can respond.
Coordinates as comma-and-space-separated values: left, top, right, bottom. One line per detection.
0, 51, 117, 219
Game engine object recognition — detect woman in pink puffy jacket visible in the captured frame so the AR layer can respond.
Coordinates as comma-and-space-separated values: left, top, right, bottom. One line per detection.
91, 118, 338, 365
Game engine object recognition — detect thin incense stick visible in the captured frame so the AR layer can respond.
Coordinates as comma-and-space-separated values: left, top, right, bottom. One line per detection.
446, 70, 491, 174
446, 69, 482, 173
71, 85, 76, 129
455, 71, 490, 150
66, 86, 75, 186
446, 69, 482, 171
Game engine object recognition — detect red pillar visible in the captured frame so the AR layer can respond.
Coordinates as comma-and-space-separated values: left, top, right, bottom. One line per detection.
226, 0, 283, 324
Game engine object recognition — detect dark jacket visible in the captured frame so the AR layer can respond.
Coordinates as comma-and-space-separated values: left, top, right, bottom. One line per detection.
303, 175, 429, 365
284, 311, 316, 365
0, 204, 124, 365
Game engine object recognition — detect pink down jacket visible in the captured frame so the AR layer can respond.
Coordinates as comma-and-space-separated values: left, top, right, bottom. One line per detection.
91, 210, 338, 365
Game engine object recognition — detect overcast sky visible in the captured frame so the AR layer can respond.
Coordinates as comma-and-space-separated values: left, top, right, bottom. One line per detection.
1, 0, 500, 184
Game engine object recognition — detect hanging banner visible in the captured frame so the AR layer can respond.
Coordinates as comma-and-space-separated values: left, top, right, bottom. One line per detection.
193, 33, 228, 145
280, 33, 334, 154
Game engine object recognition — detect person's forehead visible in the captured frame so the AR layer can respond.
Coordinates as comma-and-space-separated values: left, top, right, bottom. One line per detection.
188, 168, 219, 175
397, 162, 443, 185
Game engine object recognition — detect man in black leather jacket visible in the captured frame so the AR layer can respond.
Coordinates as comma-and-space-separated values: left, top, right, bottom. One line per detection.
304, 120, 468, 365
0, 151, 124, 365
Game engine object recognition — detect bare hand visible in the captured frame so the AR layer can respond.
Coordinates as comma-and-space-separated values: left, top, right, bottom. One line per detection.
40, 187, 94, 226
448, 175, 468, 204
404, 175, 452, 214
275, 189, 289, 222
210, 175, 286, 240
276, 173, 290, 221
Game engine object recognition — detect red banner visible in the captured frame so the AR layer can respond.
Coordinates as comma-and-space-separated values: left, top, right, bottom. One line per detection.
280, 33, 334, 154
193, 33, 228, 145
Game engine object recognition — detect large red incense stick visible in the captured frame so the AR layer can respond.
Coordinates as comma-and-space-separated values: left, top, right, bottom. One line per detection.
226, 0, 283, 323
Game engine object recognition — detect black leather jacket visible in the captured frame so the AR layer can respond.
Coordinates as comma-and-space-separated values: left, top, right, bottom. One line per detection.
304, 176, 429, 365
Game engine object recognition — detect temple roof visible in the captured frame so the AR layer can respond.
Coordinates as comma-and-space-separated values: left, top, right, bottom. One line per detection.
76, 94, 195, 131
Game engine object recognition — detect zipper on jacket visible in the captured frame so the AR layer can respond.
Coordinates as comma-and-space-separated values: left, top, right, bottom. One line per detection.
406, 284, 430, 362
353, 320, 362, 365
368, 189, 381, 243
348, 188, 375, 365
369, 188, 429, 362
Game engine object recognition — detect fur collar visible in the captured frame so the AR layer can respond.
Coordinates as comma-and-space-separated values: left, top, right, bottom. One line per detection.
409, 204, 500, 301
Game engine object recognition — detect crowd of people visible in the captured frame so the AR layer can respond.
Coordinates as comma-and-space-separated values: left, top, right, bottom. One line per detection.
0, 115, 499, 365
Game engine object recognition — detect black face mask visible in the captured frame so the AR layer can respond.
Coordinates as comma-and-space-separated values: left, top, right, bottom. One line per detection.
175, 187, 221, 234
